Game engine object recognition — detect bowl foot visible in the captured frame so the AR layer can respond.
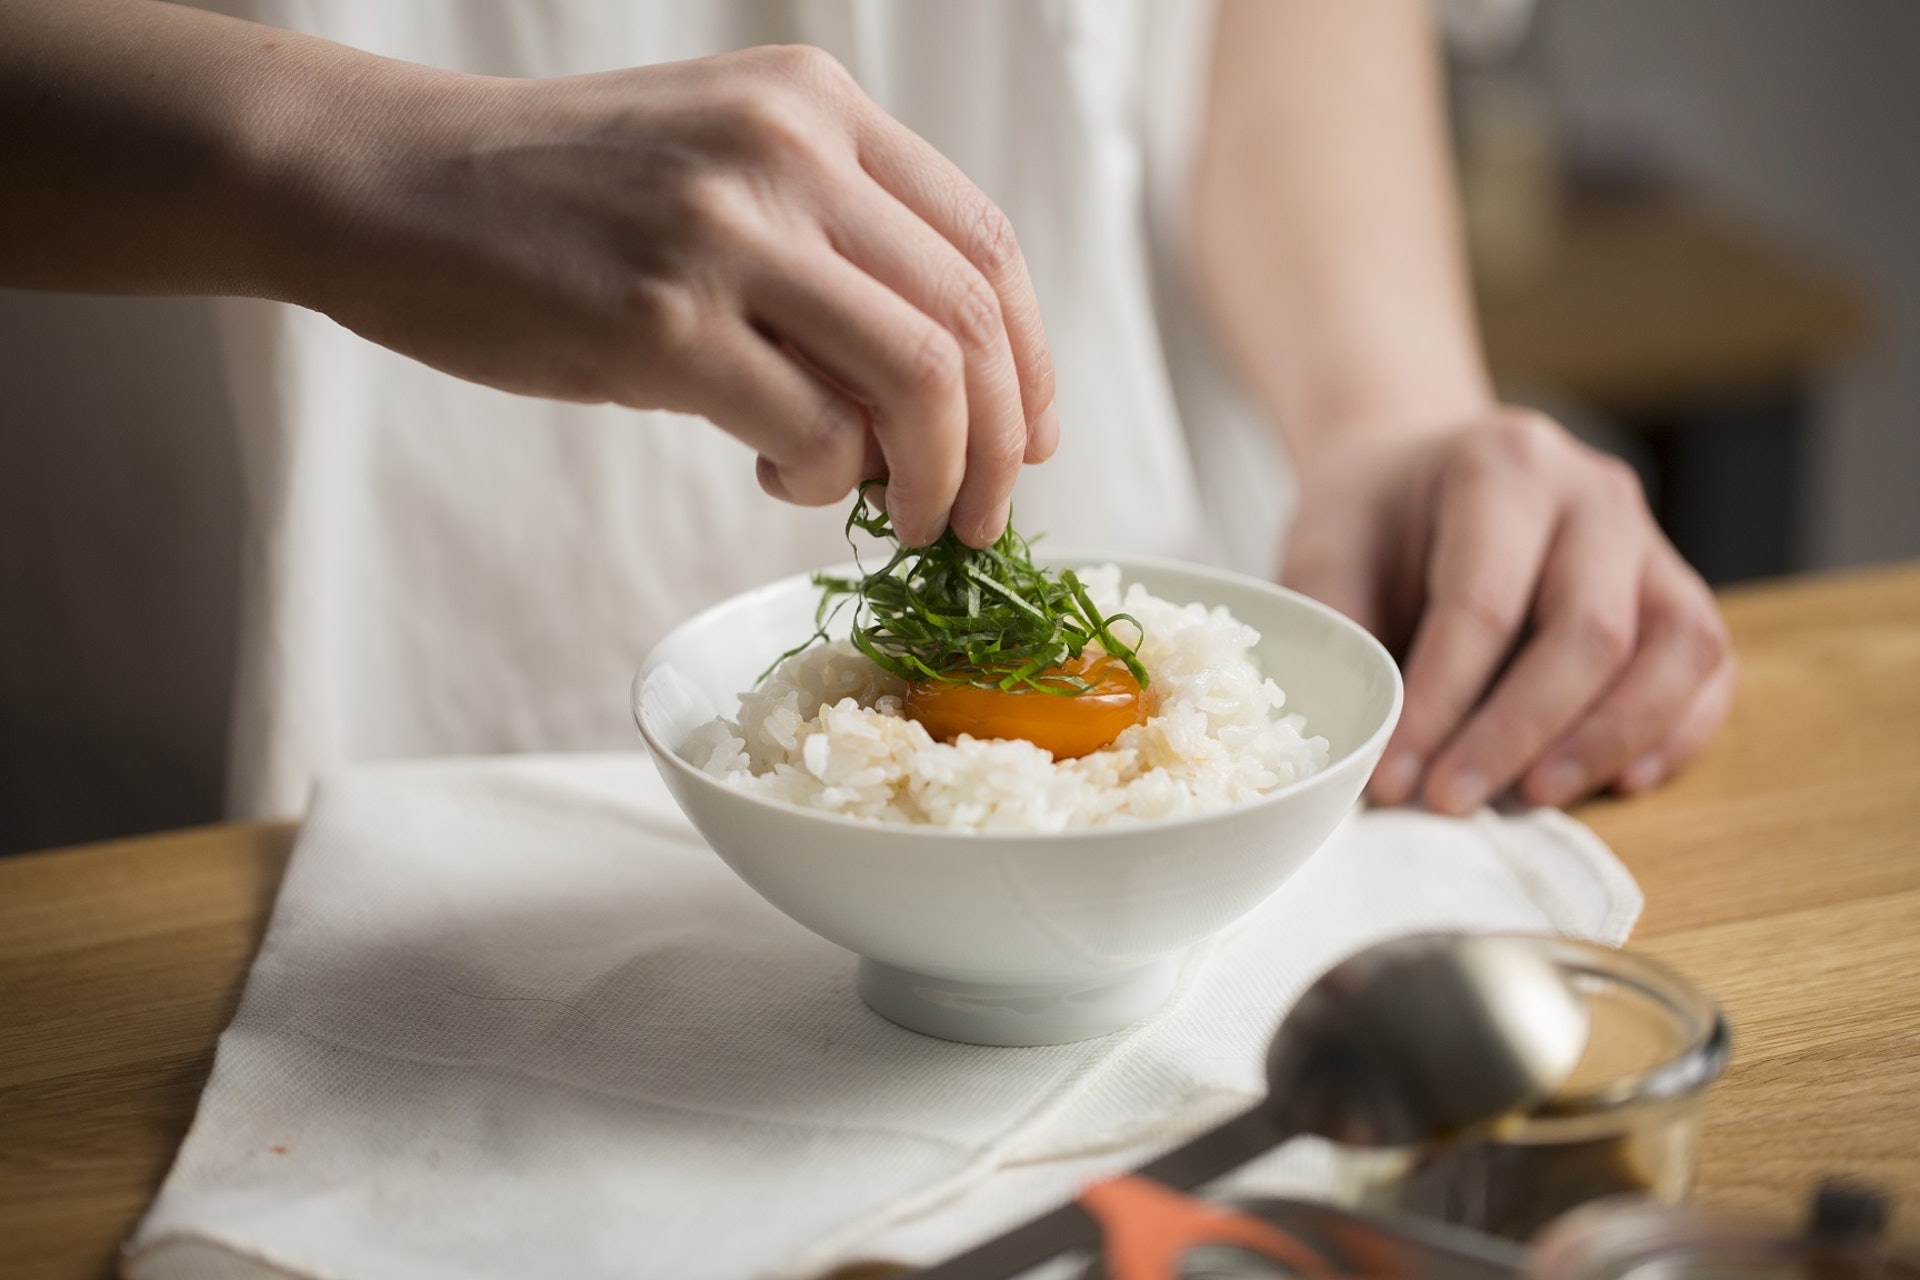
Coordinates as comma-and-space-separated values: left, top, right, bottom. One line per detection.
857, 956, 1182, 1046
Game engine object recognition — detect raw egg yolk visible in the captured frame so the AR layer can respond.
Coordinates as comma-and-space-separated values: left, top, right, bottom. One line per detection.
903, 653, 1149, 760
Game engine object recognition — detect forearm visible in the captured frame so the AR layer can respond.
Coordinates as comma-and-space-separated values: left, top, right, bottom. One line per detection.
0, 0, 437, 300
1, 12, 1057, 544
1190, 0, 1492, 468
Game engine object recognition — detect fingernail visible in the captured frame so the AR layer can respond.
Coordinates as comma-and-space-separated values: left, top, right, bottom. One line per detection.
1434, 770, 1487, 815
1620, 752, 1664, 794
1535, 759, 1585, 806
888, 498, 935, 545
1030, 403, 1060, 462
1373, 753, 1421, 803
917, 513, 956, 547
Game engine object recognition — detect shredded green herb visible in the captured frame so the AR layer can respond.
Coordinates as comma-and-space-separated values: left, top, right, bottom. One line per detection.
766, 481, 1149, 695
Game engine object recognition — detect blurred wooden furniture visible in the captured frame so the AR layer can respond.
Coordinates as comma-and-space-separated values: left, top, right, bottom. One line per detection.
1478, 197, 1868, 407
4, 562, 1919, 1279
1476, 197, 1871, 583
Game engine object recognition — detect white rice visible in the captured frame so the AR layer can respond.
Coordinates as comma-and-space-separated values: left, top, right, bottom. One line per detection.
678, 565, 1330, 832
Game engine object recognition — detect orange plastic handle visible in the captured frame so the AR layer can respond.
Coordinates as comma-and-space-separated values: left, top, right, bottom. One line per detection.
1078, 1174, 1341, 1280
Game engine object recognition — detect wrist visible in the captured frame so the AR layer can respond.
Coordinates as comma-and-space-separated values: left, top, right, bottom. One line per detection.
1280, 375, 1496, 476
1227, 283, 1496, 472
226, 42, 467, 312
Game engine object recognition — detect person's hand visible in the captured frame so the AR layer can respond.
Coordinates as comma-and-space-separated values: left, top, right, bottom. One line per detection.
274, 44, 1057, 546
1281, 409, 1736, 813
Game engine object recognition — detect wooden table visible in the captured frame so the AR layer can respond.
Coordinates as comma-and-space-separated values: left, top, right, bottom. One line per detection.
5, 564, 1919, 1278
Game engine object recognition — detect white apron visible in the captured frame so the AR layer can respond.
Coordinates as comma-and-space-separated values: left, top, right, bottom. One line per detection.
215, 0, 1289, 817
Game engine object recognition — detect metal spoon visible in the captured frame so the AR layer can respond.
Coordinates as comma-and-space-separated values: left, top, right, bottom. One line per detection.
910, 932, 1591, 1279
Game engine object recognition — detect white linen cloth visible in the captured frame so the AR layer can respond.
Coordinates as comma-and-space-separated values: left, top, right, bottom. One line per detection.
126, 753, 1641, 1280
210, 0, 1273, 821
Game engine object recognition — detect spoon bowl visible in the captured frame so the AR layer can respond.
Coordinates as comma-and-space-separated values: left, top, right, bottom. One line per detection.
1264, 932, 1592, 1146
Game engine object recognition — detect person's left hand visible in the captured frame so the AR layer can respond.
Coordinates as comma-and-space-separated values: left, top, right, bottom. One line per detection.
1281, 408, 1736, 814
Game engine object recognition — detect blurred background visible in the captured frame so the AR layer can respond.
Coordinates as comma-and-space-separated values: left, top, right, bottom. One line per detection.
3, 0, 1915, 856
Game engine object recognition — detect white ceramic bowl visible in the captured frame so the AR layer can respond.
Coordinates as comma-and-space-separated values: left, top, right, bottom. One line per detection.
632, 552, 1402, 1046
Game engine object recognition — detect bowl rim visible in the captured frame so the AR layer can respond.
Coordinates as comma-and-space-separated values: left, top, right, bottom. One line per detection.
633, 548, 1404, 844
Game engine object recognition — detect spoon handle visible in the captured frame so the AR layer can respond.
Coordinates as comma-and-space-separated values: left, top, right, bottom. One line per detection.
910, 1106, 1282, 1279
905, 1197, 1101, 1280
1134, 1104, 1286, 1192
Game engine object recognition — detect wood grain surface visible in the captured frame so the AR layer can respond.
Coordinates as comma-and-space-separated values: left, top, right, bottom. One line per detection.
1579, 562, 1920, 1234
0, 822, 296, 1280
3, 564, 1917, 1279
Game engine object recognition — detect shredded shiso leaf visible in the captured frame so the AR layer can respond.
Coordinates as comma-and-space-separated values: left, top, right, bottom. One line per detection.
766, 481, 1148, 695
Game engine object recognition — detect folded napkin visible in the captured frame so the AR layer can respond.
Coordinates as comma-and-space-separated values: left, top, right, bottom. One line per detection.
126, 754, 1639, 1280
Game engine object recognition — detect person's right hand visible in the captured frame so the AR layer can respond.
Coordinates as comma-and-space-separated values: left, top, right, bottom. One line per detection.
274, 44, 1057, 547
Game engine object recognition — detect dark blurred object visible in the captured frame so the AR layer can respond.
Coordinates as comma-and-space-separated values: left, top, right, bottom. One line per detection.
1475, 195, 1871, 584
1812, 1183, 1893, 1249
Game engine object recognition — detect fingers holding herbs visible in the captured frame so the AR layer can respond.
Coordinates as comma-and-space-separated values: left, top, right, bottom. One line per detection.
299, 44, 1050, 547
777, 481, 1148, 695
